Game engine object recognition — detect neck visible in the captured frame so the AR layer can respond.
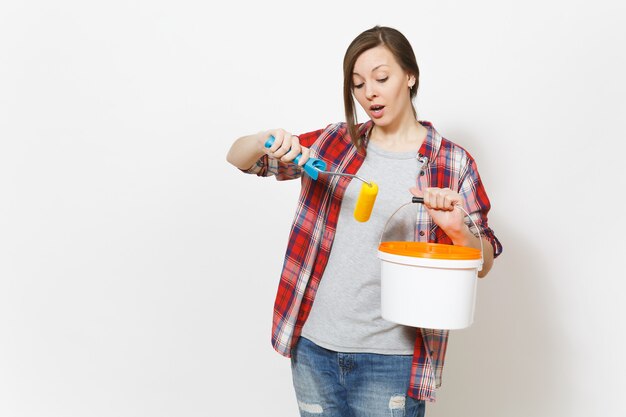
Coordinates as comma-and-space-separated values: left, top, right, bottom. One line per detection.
369, 110, 425, 151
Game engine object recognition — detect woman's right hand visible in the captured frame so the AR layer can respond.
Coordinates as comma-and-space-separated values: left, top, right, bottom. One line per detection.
262, 129, 311, 167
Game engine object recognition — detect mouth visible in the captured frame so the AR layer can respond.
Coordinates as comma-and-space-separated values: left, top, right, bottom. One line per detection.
369, 104, 385, 118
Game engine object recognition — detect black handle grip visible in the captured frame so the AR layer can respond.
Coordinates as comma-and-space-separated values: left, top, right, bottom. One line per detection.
412, 197, 424, 204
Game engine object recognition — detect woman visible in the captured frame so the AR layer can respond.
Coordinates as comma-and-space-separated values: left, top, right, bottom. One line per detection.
226, 25, 502, 417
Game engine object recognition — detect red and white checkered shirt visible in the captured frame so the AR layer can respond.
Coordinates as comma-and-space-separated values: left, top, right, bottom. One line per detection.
244, 120, 502, 401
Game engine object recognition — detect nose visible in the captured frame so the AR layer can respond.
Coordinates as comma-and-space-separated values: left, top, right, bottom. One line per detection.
365, 83, 377, 100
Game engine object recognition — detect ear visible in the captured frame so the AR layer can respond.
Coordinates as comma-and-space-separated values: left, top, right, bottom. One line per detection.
408, 74, 416, 89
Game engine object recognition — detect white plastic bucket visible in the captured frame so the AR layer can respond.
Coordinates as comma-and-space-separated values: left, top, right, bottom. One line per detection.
377, 201, 484, 330
378, 241, 482, 329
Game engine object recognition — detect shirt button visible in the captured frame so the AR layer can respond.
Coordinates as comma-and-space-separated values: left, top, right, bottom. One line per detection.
419, 231, 425, 236
420, 170, 425, 176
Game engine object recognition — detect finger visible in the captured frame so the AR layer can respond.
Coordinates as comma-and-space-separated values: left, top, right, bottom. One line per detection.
441, 193, 453, 210
282, 137, 302, 162
298, 146, 311, 166
435, 189, 447, 209
442, 188, 462, 210
438, 189, 456, 210
440, 193, 454, 210
271, 132, 292, 158
267, 129, 286, 153
423, 187, 434, 209
275, 132, 295, 159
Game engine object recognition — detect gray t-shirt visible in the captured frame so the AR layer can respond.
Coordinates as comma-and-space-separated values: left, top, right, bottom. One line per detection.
301, 141, 421, 354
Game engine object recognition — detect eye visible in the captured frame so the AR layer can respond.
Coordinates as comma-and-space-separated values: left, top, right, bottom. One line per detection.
377, 77, 388, 83
354, 83, 364, 89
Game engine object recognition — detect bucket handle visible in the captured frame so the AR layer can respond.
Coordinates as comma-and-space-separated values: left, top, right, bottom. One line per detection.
379, 197, 484, 268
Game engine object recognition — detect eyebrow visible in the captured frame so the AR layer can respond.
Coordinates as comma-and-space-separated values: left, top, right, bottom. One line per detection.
353, 64, 390, 76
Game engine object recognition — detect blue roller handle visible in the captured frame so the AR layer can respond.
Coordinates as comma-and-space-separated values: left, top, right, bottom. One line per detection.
264, 135, 327, 180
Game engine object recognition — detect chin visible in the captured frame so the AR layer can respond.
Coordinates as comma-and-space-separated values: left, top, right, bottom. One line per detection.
371, 118, 390, 127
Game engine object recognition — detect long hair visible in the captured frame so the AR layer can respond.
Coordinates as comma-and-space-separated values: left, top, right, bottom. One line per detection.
343, 26, 420, 148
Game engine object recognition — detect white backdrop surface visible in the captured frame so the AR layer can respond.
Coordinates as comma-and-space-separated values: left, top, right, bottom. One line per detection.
1, 1, 625, 416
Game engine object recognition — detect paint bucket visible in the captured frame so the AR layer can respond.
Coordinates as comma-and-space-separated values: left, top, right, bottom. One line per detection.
377, 203, 483, 329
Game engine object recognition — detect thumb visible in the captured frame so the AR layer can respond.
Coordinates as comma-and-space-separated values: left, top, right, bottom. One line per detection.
409, 186, 423, 197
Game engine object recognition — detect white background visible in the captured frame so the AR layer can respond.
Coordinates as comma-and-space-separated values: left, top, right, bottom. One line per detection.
1, 1, 625, 416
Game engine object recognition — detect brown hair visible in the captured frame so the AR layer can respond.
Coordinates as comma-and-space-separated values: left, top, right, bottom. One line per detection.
343, 26, 420, 148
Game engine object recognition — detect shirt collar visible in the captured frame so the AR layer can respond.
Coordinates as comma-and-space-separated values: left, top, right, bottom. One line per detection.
417, 120, 442, 162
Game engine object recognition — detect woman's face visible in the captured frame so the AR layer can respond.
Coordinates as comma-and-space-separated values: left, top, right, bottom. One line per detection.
352, 45, 414, 127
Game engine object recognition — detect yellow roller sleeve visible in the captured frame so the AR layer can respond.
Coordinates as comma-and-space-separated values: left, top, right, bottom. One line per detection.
353, 181, 379, 222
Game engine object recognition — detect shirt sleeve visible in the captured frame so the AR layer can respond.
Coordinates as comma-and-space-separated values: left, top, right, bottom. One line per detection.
458, 156, 503, 258
241, 127, 326, 181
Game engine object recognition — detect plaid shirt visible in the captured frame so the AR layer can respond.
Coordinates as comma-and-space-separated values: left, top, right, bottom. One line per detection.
245, 120, 503, 401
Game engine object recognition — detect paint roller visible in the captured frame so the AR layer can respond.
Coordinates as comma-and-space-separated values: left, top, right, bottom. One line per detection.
264, 136, 378, 222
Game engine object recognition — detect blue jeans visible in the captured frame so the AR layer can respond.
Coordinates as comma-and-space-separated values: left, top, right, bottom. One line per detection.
291, 337, 426, 417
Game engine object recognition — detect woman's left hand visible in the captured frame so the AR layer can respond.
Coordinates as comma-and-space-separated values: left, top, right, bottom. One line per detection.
409, 187, 466, 239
